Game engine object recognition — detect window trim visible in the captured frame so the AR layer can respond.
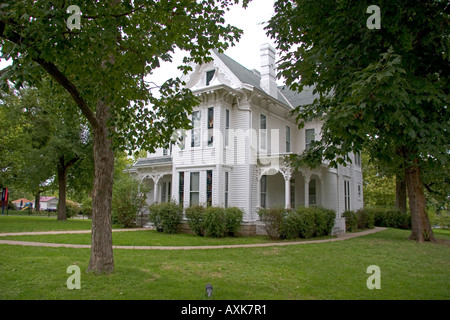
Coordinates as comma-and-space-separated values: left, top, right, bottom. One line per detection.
191, 110, 201, 148
190, 172, 200, 206
286, 125, 291, 153
260, 114, 267, 151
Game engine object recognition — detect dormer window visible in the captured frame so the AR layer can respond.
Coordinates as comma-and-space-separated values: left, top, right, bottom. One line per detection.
206, 70, 215, 86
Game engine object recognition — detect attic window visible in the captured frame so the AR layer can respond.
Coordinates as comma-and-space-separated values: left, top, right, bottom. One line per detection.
206, 70, 215, 86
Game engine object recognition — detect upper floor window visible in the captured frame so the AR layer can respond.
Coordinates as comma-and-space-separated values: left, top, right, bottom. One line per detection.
225, 109, 230, 147
305, 128, 315, 150
286, 125, 291, 153
191, 111, 201, 148
206, 70, 215, 86
260, 114, 267, 151
355, 152, 361, 166
207, 107, 214, 147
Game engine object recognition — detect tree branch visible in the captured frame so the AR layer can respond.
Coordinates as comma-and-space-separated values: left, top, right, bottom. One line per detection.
0, 20, 99, 129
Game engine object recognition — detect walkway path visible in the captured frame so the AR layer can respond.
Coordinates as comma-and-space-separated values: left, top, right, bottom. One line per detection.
0, 227, 387, 250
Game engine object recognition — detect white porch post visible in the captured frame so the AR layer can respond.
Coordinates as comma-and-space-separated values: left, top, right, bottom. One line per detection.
304, 173, 311, 207
285, 178, 291, 209
281, 167, 292, 209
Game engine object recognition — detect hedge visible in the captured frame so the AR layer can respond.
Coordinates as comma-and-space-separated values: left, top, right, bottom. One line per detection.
344, 207, 411, 231
259, 206, 336, 240
185, 206, 244, 237
148, 202, 183, 234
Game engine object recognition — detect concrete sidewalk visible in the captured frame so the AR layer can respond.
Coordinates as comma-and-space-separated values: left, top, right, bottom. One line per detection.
0, 227, 387, 250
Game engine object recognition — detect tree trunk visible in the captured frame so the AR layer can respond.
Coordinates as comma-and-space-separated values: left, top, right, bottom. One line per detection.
57, 162, 67, 221
404, 159, 436, 243
395, 175, 407, 213
87, 100, 115, 274
34, 190, 41, 211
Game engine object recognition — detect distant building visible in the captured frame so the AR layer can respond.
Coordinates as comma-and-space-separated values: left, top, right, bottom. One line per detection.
33, 196, 58, 211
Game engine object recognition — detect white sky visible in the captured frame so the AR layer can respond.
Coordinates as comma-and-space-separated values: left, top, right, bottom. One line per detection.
0, 0, 277, 85
148, 0, 277, 86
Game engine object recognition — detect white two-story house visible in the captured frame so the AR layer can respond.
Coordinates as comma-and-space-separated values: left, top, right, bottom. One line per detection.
129, 44, 363, 235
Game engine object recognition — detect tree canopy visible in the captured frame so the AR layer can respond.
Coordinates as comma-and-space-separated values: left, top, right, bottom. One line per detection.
266, 0, 449, 242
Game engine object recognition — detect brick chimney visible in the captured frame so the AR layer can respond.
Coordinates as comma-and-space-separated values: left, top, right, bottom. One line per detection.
260, 43, 277, 98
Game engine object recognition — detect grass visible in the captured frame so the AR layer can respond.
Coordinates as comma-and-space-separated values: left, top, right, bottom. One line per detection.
0, 215, 449, 300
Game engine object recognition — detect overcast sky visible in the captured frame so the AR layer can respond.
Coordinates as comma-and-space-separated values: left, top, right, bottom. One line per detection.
0, 0, 278, 86
147, 0, 277, 86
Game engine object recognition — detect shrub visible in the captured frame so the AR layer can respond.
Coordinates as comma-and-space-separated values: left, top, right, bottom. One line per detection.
258, 207, 285, 240
112, 173, 147, 228
356, 208, 375, 229
343, 211, 358, 232
296, 208, 316, 238
65, 201, 81, 219
203, 206, 227, 237
81, 198, 92, 218
279, 210, 300, 239
185, 205, 206, 236
371, 208, 410, 229
224, 207, 244, 236
314, 208, 335, 237
149, 202, 183, 234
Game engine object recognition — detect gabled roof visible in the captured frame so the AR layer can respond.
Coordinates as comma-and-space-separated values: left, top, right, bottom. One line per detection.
213, 50, 317, 109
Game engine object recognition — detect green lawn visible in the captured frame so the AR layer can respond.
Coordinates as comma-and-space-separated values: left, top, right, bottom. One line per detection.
0, 215, 449, 300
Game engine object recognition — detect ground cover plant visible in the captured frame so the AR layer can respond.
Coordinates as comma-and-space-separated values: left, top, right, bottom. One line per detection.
0, 216, 449, 300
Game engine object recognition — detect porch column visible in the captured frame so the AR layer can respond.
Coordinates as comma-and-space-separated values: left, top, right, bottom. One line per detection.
153, 175, 161, 203
282, 167, 292, 209
304, 173, 311, 207
285, 178, 291, 209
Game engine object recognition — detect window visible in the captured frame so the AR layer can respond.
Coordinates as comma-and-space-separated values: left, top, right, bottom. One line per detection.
260, 114, 267, 150
305, 129, 315, 150
207, 107, 214, 147
225, 109, 230, 147
191, 111, 201, 148
355, 152, 361, 166
309, 179, 316, 205
190, 172, 200, 206
163, 144, 172, 156
344, 180, 351, 211
161, 181, 171, 203
286, 126, 291, 153
358, 184, 362, 199
179, 172, 184, 206
260, 175, 267, 208
224, 172, 229, 208
206, 70, 215, 86
206, 170, 213, 207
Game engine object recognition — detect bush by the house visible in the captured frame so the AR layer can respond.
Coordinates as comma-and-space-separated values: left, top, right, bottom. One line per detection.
185, 205, 244, 237
279, 209, 299, 239
185, 205, 206, 236
313, 207, 336, 237
148, 202, 183, 234
260, 206, 336, 239
224, 207, 244, 236
203, 206, 227, 237
258, 207, 285, 239
343, 211, 358, 232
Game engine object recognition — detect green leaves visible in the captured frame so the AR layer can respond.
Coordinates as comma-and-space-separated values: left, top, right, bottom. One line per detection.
1, 0, 248, 153
267, 0, 449, 173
